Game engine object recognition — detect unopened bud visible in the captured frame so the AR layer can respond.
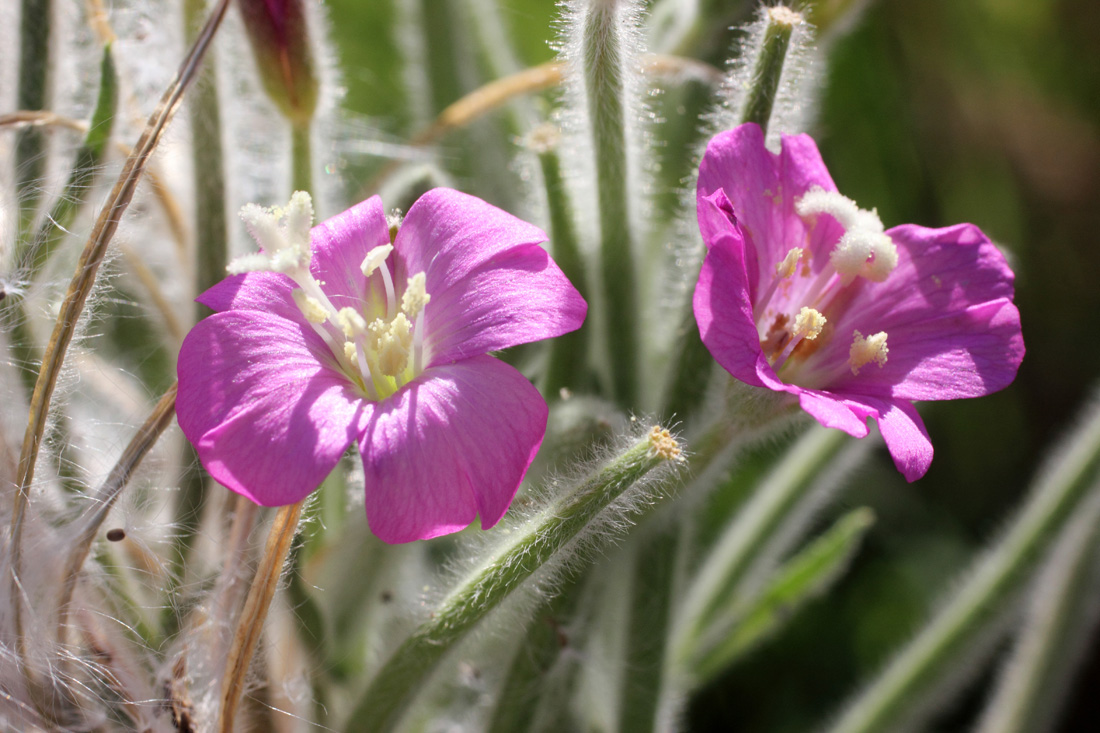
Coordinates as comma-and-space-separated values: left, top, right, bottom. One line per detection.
237, 0, 319, 127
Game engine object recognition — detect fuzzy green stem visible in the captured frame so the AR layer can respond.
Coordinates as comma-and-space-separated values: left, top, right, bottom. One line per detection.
619, 524, 682, 733
15, 0, 52, 233
539, 140, 590, 395
583, 0, 640, 408
343, 429, 682, 733
824, 395, 1100, 733
675, 427, 848, 662
185, 0, 229, 312
974, 487, 1100, 733
740, 7, 798, 135
291, 123, 313, 196
660, 7, 800, 421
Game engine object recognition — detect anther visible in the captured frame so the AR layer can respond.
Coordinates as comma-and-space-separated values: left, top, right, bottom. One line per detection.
791, 307, 826, 340
337, 307, 367, 336
293, 289, 329, 324
361, 244, 394, 277
402, 272, 431, 317
776, 247, 804, 279
849, 330, 889, 374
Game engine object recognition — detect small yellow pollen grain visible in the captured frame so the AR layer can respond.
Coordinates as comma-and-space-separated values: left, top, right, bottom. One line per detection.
791, 307, 826, 340
776, 247, 804, 279
648, 426, 682, 462
292, 289, 329, 324
849, 330, 889, 375
337, 307, 367, 337
361, 244, 394, 277
402, 272, 431, 317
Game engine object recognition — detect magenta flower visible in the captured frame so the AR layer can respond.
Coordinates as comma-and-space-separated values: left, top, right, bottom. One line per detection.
177, 189, 586, 543
692, 123, 1023, 481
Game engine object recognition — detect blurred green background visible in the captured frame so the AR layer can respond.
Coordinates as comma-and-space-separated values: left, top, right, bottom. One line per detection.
323, 0, 1100, 729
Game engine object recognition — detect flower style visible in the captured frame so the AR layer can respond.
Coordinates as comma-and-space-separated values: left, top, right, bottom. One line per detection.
176, 189, 587, 543
692, 123, 1024, 481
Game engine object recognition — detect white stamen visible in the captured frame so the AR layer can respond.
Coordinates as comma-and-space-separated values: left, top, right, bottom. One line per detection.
798, 187, 897, 283
293, 289, 329, 324
791, 307, 826, 340
361, 244, 394, 277
284, 191, 314, 251
376, 313, 413, 376
401, 272, 431, 317
776, 247, 804, 279
849, 330, 889, 374
226, 253, 272, 274
337, 307, 367, 337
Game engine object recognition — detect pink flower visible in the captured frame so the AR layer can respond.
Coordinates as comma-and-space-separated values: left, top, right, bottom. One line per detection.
692, 124, 1023, 481
177, 189, 587, 543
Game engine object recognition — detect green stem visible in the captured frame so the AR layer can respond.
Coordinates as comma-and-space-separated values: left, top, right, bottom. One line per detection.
15, 0, 52, 234
974, 487, 1100, 733
343, 428, 682, 733
291, 123, 313, 196
674, 427, 848, 660
824, 395, 1100, 733
582, 0, 639, 408
740, 7, 798, 136
538, 140, 590, 395
660, 7, 800, 421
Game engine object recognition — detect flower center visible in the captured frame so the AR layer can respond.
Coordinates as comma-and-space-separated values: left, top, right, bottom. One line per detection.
753, 187, 896, 386
229, 193, 431, 401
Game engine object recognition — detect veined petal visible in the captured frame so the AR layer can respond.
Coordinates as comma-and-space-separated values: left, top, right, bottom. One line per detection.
825, 223, 1024, 400
357, 355, 547, 544
424, 243, 587, 365
693, 204, 774, 390
393, 188, 549, 296
197, 271, 297, 316
697, 123, 844, 280
309, 195, 391, 310
177, 311, 364, 505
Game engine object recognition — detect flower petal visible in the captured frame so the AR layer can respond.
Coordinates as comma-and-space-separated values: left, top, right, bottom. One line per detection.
177, 311, 364, 505
197, 271, 297, 317
797, 390, 872, 439
309, 195, 391, 310
697, 123, 844, 281
825, 223, 1024, 400
423, 243, 587, 365
693, 200, 777, 391
388, 189, 582, 363
357, 355, 547, 544
864, 397, 933, 482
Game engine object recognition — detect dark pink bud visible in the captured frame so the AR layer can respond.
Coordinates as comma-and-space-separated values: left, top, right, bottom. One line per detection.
237, 0, 318, 126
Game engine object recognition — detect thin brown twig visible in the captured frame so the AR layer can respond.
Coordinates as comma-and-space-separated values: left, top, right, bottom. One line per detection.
0, 111, 190, 257
8, 0, 230, 700
218, 500, 305, 733
55, 382, 178, 650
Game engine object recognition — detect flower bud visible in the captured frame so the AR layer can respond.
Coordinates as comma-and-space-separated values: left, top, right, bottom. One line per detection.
237, 0, 319, 127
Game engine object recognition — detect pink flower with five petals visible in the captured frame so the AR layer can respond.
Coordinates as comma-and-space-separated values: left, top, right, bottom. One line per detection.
693, 123, 1023, 480
177, 188, 587, 543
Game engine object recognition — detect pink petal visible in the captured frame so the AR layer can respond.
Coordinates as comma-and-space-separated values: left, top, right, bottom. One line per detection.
390, 189, 583, 363
693, 199, 778, 391
357, 355, 547, 544
864, 397, 933, 482
309, 195, 391, 311
197, 271, 297, 316
423, 243, 587, 365
177, 311, 364, 505
797, 390, 872, 439
826, 223, 1024, 400
697, 123, 844, 282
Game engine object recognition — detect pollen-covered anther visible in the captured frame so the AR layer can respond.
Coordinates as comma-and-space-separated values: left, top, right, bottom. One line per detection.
361, 244, 394, 276
293, 289, 329, 324
401, 272, 431, 317
791, 307, 826, 340
849, 330, 889, 375
376, 313, 413, 376
336, 307, 367, 336
343, 341, 358, 362
647, 426, 682, 461
776, 247, 804, 279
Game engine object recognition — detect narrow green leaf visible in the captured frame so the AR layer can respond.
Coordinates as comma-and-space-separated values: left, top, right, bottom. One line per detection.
693, 508, 875, 681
